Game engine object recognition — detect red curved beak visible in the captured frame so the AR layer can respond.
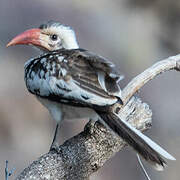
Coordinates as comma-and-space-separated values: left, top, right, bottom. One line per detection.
7, 28, 41, 47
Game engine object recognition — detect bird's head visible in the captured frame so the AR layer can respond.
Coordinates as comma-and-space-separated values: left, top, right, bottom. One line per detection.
7, 21, 79, 52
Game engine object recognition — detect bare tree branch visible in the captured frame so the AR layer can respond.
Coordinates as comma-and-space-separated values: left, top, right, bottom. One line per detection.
122, 54, 180, 103
16, 54, 180, 180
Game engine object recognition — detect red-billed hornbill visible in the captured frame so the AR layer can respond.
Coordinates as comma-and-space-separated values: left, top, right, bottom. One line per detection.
7, 21, 175, 171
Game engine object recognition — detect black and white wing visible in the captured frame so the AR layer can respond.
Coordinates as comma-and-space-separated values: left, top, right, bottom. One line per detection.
24, 49, 123, 107
67, 49, 123, 98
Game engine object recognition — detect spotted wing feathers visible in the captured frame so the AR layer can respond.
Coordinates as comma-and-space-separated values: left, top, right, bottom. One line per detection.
69, 49, 123, 99
24, 48, 123, 106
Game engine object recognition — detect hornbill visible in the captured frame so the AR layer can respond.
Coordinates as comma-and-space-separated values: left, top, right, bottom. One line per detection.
7, 21, 175, 171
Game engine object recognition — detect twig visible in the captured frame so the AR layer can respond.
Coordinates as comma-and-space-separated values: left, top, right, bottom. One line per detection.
5, 161, 15, 180
137, 154, 151, 180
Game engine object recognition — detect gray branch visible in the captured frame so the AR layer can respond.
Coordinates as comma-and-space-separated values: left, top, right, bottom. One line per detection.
16, 54, 180, 180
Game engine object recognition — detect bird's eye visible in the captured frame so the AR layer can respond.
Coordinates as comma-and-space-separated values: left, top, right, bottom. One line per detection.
50, 34, 58, 41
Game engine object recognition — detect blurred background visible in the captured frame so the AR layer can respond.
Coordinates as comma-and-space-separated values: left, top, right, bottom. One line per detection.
0, 0, 180, 179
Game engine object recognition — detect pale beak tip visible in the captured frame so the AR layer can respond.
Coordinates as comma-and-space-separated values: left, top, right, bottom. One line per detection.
6, 41, 13, 48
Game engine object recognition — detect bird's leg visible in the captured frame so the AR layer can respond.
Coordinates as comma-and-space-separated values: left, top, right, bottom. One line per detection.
49, 107, 64, 151
50, 123, 61, 151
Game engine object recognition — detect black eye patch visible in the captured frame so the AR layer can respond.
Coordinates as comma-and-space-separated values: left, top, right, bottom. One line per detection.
50, 34, 58, 41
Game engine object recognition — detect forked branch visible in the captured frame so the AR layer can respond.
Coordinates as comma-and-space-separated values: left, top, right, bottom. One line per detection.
122, 54, 180, 103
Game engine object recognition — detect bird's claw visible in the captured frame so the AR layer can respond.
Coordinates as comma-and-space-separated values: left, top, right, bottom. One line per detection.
50, 144, 59, 152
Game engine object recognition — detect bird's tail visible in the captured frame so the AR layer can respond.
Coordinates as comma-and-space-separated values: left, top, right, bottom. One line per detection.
96, 109, 176, 171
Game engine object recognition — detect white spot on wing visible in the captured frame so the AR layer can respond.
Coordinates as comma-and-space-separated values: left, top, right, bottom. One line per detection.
97, 72, 107, 92
52, 61, 56, 68
31, 71, 35, 78
63, 59, 68, 63
58, 56, 64, 62
117, 75, 124, 82
45, 72, 50, 79
61, 68, 67, 76
40, 58, 46, 63
46, 63, 51, 70
40, 70, 44, 78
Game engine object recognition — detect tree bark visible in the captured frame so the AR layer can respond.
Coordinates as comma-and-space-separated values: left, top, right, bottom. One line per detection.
16, 54, 180, 180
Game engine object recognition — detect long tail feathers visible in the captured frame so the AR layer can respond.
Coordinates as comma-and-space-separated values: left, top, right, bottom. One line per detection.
96, 111, 176, 171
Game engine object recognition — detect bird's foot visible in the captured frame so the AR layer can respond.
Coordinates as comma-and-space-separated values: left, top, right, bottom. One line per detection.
49, 123, 61, 152
50, 143, 60, 152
